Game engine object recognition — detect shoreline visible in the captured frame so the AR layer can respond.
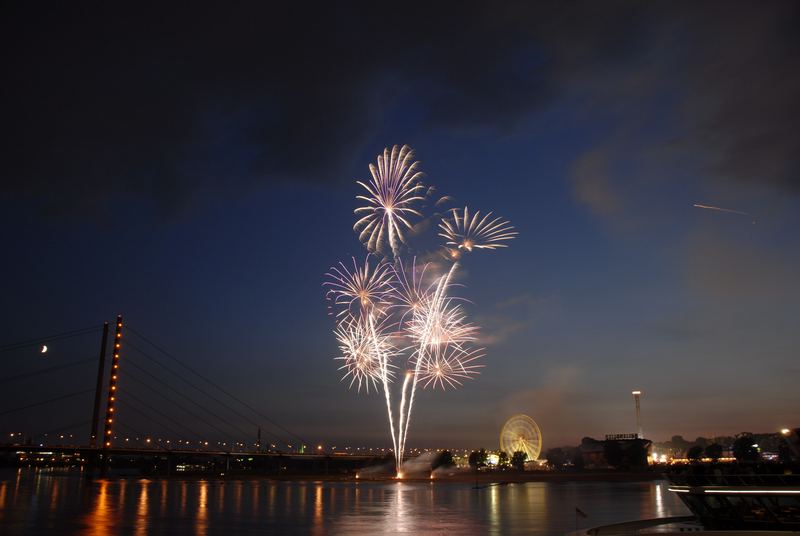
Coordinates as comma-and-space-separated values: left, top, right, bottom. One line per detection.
5, 467, 663, 484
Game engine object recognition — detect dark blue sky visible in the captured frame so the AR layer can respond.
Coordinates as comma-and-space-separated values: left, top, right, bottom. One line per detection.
1, 2, 798, 450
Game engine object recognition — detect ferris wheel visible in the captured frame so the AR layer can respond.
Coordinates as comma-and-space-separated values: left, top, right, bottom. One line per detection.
500, 414, 542, 461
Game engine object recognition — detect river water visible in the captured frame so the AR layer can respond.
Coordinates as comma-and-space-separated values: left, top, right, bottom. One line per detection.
0, 469, 689, 535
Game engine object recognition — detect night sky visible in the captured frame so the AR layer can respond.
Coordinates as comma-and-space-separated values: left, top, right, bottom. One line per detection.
1, 2, 798, 450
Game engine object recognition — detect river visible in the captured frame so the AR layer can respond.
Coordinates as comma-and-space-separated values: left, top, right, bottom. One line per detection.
0, 469, 689, 535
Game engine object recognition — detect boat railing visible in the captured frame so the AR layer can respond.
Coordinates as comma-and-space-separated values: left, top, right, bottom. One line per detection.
668, 472, 800, 488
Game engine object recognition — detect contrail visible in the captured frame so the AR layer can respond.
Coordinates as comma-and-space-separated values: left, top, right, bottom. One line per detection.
693, 203, 756, 223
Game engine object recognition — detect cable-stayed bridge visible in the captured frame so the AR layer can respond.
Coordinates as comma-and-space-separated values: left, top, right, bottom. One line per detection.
0, 315, 379, 475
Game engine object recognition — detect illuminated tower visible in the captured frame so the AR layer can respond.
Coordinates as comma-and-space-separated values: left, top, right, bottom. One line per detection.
632, 390, 642, 439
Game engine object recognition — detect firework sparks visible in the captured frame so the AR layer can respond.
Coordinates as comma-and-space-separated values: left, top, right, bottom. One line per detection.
416, 344, 484, 390
324, 256, 394, 317
354, 145, 426, 257
439, 207, 517, 253
334, 316, 396, 393
325, 146, 517, 475
389, 257, 435, 327
407, 295, 477, 351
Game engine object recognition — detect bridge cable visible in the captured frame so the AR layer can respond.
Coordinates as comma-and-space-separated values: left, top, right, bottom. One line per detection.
122, 364, 263, 446
37, 419, 92, 440
118, 389, 208, 444
0, 356, 96, 384
116, 398, 195, 446
123, 341, 267, 443
0, 388, 94, 417
114, 421, 169, 451
125, 325, 306, 446
0, 326, 101, 353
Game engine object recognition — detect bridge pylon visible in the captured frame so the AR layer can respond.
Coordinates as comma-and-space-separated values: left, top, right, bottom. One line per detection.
102, 315, 123, 449
89, 322, 109, 448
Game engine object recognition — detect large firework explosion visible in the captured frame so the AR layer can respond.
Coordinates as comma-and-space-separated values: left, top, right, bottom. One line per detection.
324, 145, 515, 475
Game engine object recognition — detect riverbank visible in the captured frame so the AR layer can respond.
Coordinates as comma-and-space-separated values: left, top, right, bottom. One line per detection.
357, 470, 661, 484
4, 466, 663, 483
121, 470, 662, 483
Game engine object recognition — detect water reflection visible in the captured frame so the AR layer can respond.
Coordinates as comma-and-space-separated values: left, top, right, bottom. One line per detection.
160, 479, 167, 515
251, 481, 259, 516
179, 480, 187, 516
311, 484, 324, 536
49, 477, 60, 513
654, 482, 665, 518
314, 484, 323, 525
87, 479, 110, 536
196, 481, 208, 536
0, 470, 690, 536
216, 482, 225, 513
118, 478, 126, 510
0, 481, 7, 523
135, 480, 149, 536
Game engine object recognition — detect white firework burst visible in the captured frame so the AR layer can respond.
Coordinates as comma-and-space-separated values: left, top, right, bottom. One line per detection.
354, 145, 426, 257
439, 207, 517, 253
334, 316, 396, 393
389, 257, 436, 327
415, 344, 484, 390
324, 144, 520, 476
407, 291, 477, 351
324, 256, 394, 318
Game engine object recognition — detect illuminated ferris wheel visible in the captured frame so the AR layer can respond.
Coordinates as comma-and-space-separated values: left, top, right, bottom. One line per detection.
500, 414, 542, 461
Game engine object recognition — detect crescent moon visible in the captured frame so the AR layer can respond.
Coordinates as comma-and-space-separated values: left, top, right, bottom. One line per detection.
41, 345, 48, 354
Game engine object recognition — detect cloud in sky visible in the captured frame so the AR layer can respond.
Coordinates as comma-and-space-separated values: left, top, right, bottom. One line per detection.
569, 146, 624, 223
2, 2, 798, 219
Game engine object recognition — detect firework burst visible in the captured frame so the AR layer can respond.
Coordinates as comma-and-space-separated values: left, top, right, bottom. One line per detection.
389, 257, 435, 327
415, 344, 484, 390
324, 256, 394, 317
335, 316, 396, 393
439, 206, 517, 253
354, 145, 426, 257
324, 145, 517, 475
407, 294, 477, 351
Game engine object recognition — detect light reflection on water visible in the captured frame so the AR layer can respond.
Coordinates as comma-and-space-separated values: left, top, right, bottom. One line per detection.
135, 480, 148, 536
0, 469, 689, 535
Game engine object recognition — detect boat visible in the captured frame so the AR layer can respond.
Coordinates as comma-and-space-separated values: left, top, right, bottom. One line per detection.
571, 464, 800, 535
666, 464, 800, 532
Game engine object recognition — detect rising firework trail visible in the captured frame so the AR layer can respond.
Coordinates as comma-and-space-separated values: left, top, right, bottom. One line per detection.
325, 145, 516, 475
325, 256, 399, 457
